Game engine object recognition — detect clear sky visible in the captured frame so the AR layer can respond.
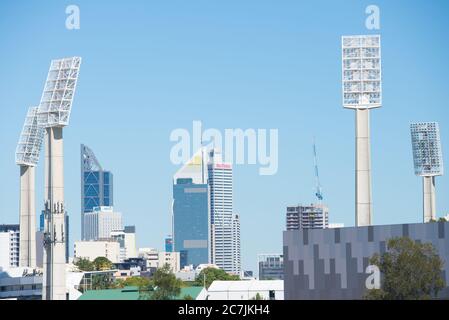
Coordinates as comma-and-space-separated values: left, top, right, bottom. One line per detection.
1, 0, 448, 273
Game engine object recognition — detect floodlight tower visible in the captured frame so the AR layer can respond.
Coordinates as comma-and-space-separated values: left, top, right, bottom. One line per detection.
410, 122, 444, 222
15, 106, 45, 268
37, 57, 81, 300
342, 35, 382, 227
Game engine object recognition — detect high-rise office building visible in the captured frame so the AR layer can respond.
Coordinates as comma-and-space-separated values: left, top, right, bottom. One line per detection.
81, 144, 113, 240
286, 204, 329, 230
84, 206, 122, 241
208, 149, 241, 275
173, 148, 209, 268
258, 254, 284, 280
0, 225, 20, 269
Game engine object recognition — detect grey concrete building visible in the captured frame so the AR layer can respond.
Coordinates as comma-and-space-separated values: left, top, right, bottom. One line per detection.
258, 254, 284, 280
283, 221, 449, 299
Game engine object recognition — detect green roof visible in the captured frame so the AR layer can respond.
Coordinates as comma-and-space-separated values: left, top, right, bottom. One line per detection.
175, 287, 205, 300
78, 286, 141, 300
78, 286, 204, 300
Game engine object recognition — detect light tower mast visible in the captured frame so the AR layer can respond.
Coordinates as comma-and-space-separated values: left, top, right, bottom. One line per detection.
341, 35, 382, 227
15, 106, 45, 268
410, 122, 444, 222
38, 57, 81, 300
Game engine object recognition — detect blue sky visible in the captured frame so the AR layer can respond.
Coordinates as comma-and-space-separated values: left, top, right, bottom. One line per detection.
1, 0, 448, 273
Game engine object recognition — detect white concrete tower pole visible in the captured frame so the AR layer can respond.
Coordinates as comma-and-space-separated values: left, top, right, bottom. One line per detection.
42, 127, 66, 300
423, 176, 436, 222
355, 108, 372, 226
19, 165, 36, 267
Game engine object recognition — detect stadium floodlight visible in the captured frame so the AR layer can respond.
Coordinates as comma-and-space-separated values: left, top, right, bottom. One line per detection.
410, 122, 444, 222
15, 106, 44, 268
38, 56, 81, 128
15, 106, 44, 167
342, 35, 381, 109
341, 35, 382, 227
38, 57, 81, 300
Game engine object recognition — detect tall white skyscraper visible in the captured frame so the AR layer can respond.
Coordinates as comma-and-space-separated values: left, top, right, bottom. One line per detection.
84, 206, 122, 241
208, 149, 241, 275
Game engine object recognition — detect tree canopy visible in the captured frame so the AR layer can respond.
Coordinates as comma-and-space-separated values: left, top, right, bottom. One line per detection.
93, 256, 113, 271
194, 267, 240, 289
364, 237, 445, 300
74, 258, 95, 271
139, 264, 182, 300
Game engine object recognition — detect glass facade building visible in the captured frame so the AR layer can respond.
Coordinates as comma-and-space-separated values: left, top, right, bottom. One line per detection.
81, 144, 113, 240
173, 178, 209, 268
165, 235, 173, 253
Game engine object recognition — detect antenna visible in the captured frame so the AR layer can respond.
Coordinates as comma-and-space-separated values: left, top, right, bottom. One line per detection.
313, 137, 324, 202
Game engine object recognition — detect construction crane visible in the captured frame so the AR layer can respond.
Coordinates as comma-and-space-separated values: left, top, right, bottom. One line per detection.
313, 137, 324, 202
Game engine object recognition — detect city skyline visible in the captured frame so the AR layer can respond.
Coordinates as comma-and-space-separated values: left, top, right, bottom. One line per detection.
1, 1, 449, 273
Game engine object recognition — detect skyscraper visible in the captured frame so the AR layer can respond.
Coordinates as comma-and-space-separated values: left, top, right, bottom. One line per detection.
81, 144, 114, 240
0, 225, 20, 269
173, 148, 209, 268
208, 149, 241, 275
84, 206, 122, 241
165, 235, 173, 253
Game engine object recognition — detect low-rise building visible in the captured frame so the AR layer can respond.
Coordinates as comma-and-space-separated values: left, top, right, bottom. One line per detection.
77, 286, 207, 300
175, 263, 219, 281
0, 266, 85, 300
138, 248, 180, 273
74, 240, 121, 263
258, 254, 283, 280
207, 280, 284, 300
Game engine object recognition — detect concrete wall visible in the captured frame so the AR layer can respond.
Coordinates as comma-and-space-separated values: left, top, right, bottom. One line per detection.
283, 222, 449, 299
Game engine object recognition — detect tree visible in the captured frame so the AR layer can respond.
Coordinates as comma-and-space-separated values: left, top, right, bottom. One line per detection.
93, 256, 113, 271
74, 258, 95, 271
364, 237, 445, 300
251, 293, 264, 300
91, 273, 114, 290
438, 217, 447, 222
141, 264, 182, 300
194, 267, 240, 289
114, 276, 151, 289
183, 294, 193, 300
